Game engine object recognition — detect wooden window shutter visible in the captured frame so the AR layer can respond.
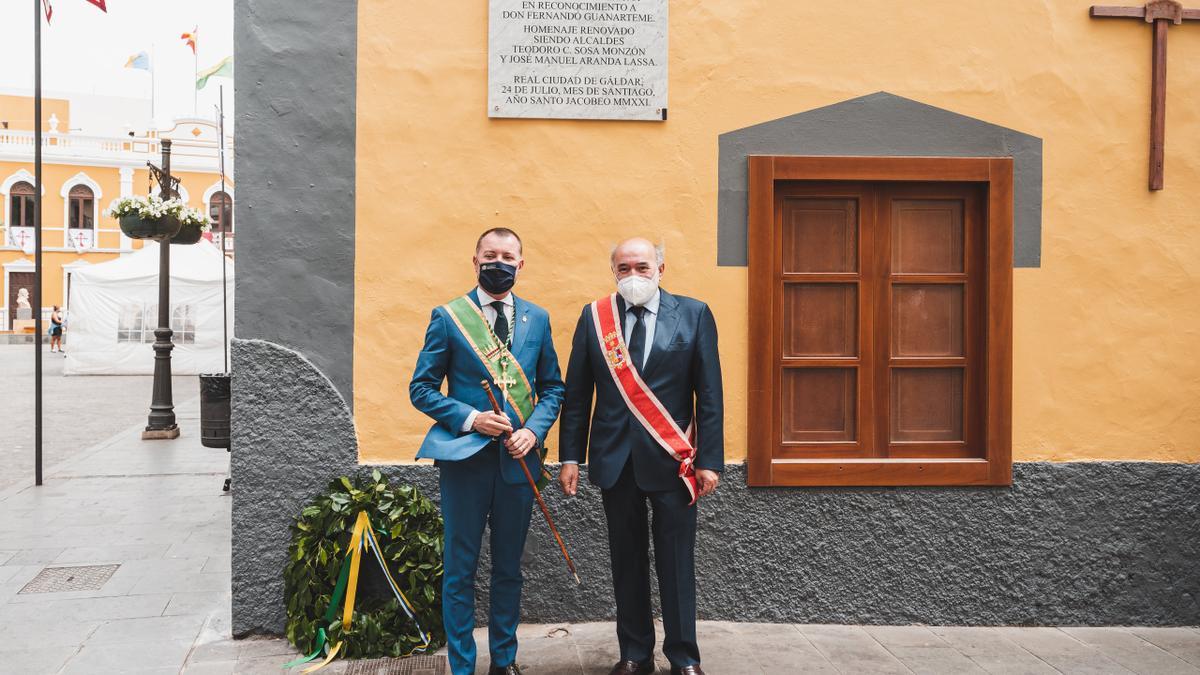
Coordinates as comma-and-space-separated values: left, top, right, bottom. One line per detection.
747, 157, 1012, 487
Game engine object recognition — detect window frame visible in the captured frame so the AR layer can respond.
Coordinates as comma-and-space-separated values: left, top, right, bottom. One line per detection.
67, 185, 96, 230
171, 304, 196, 344
208, 191, 233, 234
116, 302, 145, 343
9, 181, 35, 229
746, 156, 1013, 487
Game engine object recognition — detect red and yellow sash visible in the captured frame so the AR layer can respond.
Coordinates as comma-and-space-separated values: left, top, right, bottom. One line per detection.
590, 293, 698, 504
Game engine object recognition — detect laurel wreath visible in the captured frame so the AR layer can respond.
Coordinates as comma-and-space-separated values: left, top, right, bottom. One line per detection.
283, 472, 447, 658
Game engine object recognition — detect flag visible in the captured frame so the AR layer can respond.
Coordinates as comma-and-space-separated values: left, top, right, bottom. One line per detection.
42, 0, 107, 22
196, 56, 233, 90
181, 27, 198, 54
124, 51, 150, 71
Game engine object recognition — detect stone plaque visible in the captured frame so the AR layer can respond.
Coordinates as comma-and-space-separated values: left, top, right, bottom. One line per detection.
488, 0, 667, 121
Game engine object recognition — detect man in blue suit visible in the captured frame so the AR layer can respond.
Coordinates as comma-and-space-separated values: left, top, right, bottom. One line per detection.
559, 237, 724, 675
410, 227, 565, 675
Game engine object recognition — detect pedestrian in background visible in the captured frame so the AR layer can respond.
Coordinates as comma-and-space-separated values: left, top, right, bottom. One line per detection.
49, 305, 65, 355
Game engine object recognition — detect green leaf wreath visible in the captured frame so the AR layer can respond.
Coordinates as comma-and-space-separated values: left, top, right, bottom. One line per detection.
283, 471, 447, 658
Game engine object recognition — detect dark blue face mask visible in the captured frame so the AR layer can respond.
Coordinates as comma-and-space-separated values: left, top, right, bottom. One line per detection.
478, 261, 517, 295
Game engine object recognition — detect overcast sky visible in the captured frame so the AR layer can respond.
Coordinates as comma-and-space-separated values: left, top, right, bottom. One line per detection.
0, 0, 233, 131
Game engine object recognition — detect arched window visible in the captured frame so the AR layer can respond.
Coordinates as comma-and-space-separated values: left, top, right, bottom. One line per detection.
68, 184, 95, 230
208, 191, 232, 234
172, 304, 196, 344
9, 181, 34, 228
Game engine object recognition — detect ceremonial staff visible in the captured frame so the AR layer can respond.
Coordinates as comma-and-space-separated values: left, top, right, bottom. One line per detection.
481, 380, 581, 585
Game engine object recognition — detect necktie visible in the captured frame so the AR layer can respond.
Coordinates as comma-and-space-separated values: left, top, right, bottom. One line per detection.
628, 306, 646, 369
490, 300, 509, 344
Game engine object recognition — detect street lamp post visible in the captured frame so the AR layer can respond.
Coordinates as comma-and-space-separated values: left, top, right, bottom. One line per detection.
143, 139, 180, 440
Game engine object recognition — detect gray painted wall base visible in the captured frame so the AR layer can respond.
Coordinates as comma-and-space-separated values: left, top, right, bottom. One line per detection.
231, 338, 361, 635
231, 338, 1200, 636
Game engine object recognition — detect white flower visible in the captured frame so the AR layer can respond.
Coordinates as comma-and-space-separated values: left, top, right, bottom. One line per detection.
106, 194, 189, 220
179, 206, 213, 231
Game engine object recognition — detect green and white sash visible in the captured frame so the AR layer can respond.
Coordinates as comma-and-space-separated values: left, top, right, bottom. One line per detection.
442, 294, 536, 424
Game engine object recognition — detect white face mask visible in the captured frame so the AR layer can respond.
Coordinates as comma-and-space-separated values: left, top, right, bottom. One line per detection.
616, 271, 659, 307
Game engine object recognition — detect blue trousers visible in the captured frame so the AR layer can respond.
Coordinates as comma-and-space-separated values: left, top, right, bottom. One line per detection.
439, 444, 534, 675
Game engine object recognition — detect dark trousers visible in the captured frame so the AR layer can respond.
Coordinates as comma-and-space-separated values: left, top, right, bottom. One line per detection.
601, 460, 700, 668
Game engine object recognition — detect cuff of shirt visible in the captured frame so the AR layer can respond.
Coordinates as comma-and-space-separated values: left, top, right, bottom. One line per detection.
560, 460, 579, 464
461, 410, 479, 433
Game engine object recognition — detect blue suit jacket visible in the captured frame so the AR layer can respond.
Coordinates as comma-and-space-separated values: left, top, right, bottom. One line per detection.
410, 289, 565, 485
558, 289, 724, 492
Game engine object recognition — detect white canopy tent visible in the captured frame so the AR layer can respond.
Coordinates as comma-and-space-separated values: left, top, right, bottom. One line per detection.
64, 240, 233, 375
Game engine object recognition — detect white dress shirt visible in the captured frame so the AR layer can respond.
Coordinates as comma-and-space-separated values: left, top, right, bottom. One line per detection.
477, 287, 514, 331
462, 287, 515, 433
562, 288, 660, 464
624, 288, 659, 369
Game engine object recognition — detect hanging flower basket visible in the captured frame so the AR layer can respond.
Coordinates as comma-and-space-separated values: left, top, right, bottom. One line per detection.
170, 227, 202, 246
118, 213, 182, 240
170, 226, 203, 245
107, 195, 186, 241
170, 206, 214, 246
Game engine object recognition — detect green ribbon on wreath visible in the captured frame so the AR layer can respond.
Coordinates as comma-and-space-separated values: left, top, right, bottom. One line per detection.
283, 511, 431, 672
281, 552, 352, 670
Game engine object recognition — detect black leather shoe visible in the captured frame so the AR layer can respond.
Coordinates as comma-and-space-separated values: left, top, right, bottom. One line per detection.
488, 665, 522, 675
670, 666, 705, 675
609, 660, 655, 675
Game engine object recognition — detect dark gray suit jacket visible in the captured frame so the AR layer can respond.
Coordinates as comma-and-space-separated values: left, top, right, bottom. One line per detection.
559, 289, 724, 492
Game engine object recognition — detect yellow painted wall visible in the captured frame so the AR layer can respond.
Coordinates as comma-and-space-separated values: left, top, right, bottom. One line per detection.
355, 0, 1200, 464
1, 162, 223, 315
2, 162, 125, 315
0, 94, 69, 133
173, 170, 229, 211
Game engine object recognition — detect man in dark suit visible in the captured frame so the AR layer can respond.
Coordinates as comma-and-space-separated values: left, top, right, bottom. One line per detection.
559, 237, 724, 675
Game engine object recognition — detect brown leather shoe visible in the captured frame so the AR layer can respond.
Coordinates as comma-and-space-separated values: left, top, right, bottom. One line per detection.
610, 659, 655, 675
670, 666, 704, 675
488, 665, 522, 675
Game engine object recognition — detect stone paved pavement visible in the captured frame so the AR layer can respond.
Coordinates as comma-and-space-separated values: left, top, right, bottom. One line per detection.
0, 343, 194, 491
2, 397, 1199, 674
0, 396, 229, 674
207, 622, 1200, 674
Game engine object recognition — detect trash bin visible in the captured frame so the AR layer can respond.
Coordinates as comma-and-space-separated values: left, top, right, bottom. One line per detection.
199, 373, 231, 449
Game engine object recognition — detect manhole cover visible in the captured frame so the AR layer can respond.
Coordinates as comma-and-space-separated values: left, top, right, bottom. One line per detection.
343, 654, 449, 675
18, 564, 119, 594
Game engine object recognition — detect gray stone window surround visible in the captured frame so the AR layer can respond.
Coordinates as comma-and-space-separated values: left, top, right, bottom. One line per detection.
717, 92, 1043, 268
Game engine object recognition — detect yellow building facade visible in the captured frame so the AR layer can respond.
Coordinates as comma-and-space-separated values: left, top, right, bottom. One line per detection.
353, 0, 1200, 467
0, 95, 233, 332
230, 0, 1200, 632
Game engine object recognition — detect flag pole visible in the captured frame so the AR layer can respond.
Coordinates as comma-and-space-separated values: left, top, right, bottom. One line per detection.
217, 85, 229, 373
33, 0, 44, 487
193, 50, 198, 116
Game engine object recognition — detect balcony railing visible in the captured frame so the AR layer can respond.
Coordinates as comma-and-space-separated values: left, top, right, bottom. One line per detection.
0, 129, 233, 171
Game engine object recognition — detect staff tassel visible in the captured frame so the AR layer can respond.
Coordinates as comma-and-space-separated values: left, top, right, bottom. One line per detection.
481, 380, 582, 585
